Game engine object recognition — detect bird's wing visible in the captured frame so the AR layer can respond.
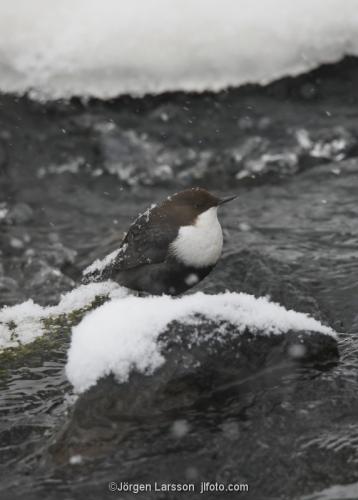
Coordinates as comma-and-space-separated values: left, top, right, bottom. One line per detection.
82, 210, 178, 283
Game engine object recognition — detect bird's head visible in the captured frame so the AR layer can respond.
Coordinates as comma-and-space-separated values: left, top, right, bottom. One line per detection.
160, 187, 237, 226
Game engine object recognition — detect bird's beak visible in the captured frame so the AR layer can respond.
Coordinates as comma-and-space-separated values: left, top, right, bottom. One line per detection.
218, 195, 238, 205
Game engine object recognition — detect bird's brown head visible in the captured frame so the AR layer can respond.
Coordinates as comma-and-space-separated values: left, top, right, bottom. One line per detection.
158, 188, 237, 226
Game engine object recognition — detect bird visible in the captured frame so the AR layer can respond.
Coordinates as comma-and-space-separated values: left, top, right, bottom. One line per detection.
82, 187, 237, 295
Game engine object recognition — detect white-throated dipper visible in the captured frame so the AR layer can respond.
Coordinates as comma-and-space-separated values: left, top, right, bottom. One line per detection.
82, 188, 237, 295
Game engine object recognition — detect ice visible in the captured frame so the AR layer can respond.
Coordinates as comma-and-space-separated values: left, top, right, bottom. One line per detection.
0, 282, 126, 349
65, 291, 335, 393
0, 0, 357, 99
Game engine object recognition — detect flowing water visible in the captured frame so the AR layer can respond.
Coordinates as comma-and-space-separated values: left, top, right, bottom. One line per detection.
0, 61, 358, 499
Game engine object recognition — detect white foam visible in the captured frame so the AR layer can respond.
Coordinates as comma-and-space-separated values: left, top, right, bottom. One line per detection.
66, 291, 335, 393
0, 0, 357, 98
0, 282, 126, 349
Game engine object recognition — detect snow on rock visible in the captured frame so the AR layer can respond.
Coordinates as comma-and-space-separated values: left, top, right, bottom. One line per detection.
0, 282, 127, 350
66, 291, 335, 393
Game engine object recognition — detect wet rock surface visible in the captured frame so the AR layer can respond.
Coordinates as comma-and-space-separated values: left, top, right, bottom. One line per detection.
48, 323, 337, 499
1, 58, 358, 499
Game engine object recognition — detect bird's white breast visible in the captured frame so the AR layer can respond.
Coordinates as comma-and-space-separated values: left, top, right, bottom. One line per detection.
170, 207, 223, 268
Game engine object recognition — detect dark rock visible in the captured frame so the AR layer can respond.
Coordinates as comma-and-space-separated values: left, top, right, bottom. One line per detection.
51, 319, 338, 467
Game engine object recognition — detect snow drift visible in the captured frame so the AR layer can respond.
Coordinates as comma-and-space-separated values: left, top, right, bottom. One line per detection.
0, 0, 358, 98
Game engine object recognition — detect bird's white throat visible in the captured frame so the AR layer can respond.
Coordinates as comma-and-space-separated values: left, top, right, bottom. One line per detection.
170, 207, 223, 268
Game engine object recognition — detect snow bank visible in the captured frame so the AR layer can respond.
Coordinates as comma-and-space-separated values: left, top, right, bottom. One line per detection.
0, 282, 127, 349
66, 291, 334, 393
0, 0, 358, 98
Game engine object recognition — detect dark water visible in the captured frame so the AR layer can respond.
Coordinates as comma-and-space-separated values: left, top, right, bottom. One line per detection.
0, 59, 358, 499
